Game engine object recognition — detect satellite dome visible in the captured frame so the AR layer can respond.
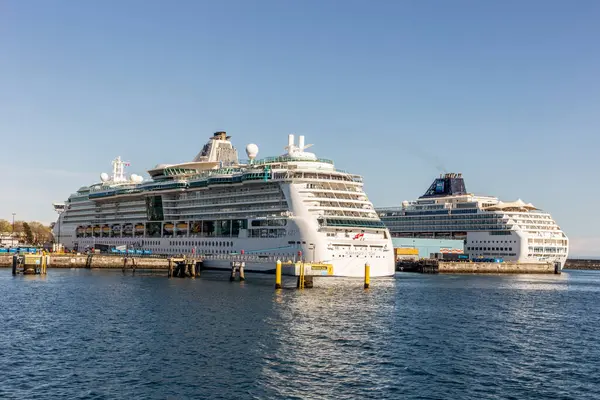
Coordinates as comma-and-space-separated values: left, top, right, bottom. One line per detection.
130, 174, 144, 183
100, 172, 109, 182
246, 143, 259, 160
401, 200, 409, 209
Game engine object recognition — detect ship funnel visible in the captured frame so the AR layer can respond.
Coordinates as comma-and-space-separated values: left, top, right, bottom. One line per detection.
288, 134, 295, 148
298, 135, 305, 149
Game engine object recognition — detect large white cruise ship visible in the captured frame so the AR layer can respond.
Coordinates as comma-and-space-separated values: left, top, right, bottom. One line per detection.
52, 132, 394, 277
376, 173, 569, 267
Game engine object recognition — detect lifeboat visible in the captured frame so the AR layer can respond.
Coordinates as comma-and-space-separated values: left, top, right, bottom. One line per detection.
102, 225, 110, 233
135, 223, 144, 232
86, 226, 93, 233
93, 226, 101, 233
164, 223, 174, 232
176, 222, 188, 230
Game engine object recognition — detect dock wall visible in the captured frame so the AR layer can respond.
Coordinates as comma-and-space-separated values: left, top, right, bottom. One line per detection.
438, 261, 555, 274
1, 254, 582, 273
397, 259, 558, 273
564, 259, 600, 270
0, 254, 169, 269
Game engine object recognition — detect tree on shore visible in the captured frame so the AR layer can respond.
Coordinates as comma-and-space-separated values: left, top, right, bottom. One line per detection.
23, 222, 34, 244
0, 219, 53, 245
29, 222, 53, 244
0, 219, 11, 233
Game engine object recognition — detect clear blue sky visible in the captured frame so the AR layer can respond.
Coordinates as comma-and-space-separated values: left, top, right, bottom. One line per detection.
1, 0, 599, 256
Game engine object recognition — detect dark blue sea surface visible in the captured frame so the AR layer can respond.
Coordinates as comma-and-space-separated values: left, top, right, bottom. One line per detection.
1, 269, 598, 399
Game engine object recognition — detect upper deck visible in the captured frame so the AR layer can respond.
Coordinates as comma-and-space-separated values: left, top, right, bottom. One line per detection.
68, 132, 364, 202
375, 173, 566, 235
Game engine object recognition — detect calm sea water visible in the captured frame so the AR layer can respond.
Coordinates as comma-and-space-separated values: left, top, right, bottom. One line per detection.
1, 269, 599, 399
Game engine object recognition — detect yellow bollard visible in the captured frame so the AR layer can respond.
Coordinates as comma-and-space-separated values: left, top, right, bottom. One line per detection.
299, 261, 305, 289
364, 262, 370, 289
41, 252, 47, 274
275, 260, 282, 289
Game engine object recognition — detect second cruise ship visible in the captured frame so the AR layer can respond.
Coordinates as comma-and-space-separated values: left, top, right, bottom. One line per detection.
376, 173, 569, 267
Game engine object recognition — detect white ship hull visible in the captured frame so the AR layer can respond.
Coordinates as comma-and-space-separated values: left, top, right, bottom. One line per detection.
65, 234, 395, 277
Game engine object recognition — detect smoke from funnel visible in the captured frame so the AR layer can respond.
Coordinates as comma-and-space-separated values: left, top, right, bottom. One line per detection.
409, 145, 447, 173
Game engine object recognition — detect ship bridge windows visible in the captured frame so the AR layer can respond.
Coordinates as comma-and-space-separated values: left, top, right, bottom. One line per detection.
405, 210, 450, 216
323, 219, 386, 229
454, 202, 478, 209
248, 228, 286, 238
251, 219, 288, 227
450, 209, 477, 214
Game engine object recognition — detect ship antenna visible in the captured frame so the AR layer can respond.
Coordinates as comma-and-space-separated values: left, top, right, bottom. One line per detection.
111, 156, 130, 182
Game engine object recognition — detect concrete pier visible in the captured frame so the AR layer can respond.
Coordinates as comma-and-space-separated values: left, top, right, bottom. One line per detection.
397, 259, 559, 274
564, 259, 600, 270
1, 254, 172, 269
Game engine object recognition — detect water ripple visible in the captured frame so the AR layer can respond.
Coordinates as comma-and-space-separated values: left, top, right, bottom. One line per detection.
0, 270, 599, 399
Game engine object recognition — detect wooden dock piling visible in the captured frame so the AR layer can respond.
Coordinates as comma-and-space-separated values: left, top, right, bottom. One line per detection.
85, 254, 93, 268
12, 255, 18, 275
229, 261, 245, 281
167, 257, 201, 278
122, 256, 137, 274
230, 263, 237, 281
239, 262, 245, 281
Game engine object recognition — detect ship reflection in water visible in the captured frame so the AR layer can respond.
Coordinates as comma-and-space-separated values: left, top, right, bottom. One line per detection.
1, 270, 598, 399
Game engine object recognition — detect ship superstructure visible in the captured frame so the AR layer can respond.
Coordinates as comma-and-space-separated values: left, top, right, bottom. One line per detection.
376, 173, 569, 267
53, 132, 394, 277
